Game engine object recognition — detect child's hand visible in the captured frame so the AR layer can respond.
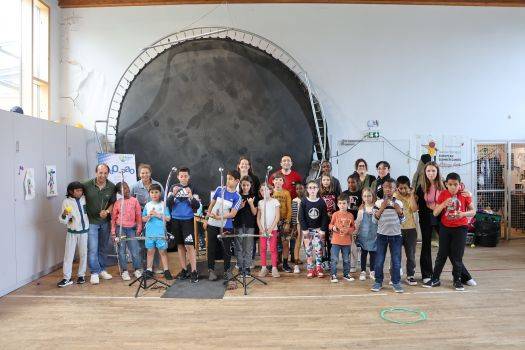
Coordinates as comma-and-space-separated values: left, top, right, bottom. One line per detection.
247, 197, 254, 206
150, 209, 158, 217
380, 199, 389, 209
62, 209, 69, 217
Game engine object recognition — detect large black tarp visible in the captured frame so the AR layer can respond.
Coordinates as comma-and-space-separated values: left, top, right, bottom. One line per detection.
116, 38, 315, 196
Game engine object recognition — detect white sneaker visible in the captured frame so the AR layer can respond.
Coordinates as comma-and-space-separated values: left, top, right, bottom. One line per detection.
99, 270, 113, 280
121, 271, 131, 281
258, 266, 268, 277
90, 274, 100, 285
389, 280, 393, 285
369, 271, 375, 280
359, 271, 366, 281
271, 267, 280, 278
134, 270, 142, 279
422, 278, 431, 284
466, 279, 477, 286
155, 269, 164, 275
293, 265, 300, 274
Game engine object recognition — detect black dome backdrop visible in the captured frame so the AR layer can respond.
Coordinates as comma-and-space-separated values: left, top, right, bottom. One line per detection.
116, 38, 318, 199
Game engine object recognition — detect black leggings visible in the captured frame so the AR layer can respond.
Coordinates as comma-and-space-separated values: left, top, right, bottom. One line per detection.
361, 249, 376, 272
206, 225, 234, 272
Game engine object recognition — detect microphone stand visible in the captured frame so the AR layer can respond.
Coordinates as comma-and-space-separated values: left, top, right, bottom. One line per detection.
128, 167, 177, 297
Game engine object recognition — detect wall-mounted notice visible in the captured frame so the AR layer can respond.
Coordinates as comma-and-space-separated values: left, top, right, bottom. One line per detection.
46, 165, 57, 197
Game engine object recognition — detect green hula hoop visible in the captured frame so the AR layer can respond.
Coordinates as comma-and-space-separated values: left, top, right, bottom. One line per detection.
380, 307, 428, 325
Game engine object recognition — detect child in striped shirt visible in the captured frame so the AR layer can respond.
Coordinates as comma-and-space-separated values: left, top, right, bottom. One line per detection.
370, 178, 406, 293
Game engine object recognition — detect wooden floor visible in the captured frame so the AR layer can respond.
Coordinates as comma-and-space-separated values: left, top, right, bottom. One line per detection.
1, 241, 525, 349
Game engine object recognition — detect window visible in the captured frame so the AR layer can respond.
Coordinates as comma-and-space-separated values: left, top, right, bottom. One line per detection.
0, 0, 49, 118
32, 0, 49, 119
0, 0, 22, 111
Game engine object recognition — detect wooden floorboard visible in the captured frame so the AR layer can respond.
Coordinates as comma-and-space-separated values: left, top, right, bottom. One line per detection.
1, 241, 525, 349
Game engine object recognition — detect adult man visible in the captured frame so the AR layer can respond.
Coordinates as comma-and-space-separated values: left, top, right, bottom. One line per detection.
83, 164, 116, 284
269, 155, 303, 199
316, 160, 342, 197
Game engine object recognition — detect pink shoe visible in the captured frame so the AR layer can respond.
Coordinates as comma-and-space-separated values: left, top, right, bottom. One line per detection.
307, 269, 314, 278
316, 266, 325, 278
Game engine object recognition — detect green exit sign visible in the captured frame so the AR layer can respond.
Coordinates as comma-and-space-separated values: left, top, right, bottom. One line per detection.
368, 131, 380, 138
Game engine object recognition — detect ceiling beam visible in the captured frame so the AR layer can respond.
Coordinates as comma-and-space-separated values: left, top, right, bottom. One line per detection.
58, 0, 525, 9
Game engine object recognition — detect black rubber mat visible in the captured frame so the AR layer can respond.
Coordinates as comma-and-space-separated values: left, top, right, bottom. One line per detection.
161, 261, 227, 299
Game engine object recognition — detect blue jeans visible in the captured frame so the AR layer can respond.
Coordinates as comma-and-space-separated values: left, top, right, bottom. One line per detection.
330, 244, 350, 276
116, 227, 142, 271
374, 234, 402, 285
88, 222, 110, 274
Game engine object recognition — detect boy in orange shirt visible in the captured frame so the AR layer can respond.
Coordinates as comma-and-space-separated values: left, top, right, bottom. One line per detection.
272, 173, 293, 273
329, 194, 356, 283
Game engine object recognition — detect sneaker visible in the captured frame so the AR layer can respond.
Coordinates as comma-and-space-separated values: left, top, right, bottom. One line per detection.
258, 267, 268, 278
208, 269, 218, 281
359, 271, 366, 281
90, 274, 100, 285
343, 274, 354, 282
177, 269, 189, 280
406, 276, 418, 286
393, 283, 404, 293
422, 279, 441, 288
422, 277, 431, 284
369, 271, 375, 280
293, 265, 300, 274
283, 263, 293, 273
134, 270, 142, 279
144, 270, 154, 279
76, 276, 85, 284
389, 281, 393, 285
99, 270, 113, 280
371, 282, 382, 292
331, 275, 338, 283
155, 269, 164, 275
57, 279, 73, 288
465, 279, 477, 286
164, 270, 173, 280
121, 271, 131, 281
271, 267, 280, 278
454, 281, 465, 291
306, 269, 314, 278
190, 271, 199, 283
350, 267, 357, 273
316, 266, 325, 278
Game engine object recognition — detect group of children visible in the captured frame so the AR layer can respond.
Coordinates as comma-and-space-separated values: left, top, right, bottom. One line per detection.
57, 162, 476, 293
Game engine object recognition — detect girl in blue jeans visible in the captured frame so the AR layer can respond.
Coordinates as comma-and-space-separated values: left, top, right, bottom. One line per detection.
355, 188, 378, 281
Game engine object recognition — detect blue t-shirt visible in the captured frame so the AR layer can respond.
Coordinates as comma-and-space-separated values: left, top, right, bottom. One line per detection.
142, 201, 170, 237
207, 186, 242, 229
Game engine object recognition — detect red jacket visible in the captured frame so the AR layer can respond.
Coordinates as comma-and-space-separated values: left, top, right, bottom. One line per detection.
111, 197, 143, 236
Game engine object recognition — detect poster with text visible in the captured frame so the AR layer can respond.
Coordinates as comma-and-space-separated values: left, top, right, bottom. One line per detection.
97, 153, 137, 189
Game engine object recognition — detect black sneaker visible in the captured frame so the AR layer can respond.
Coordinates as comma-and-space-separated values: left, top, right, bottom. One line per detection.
454, 281, 465, 291
144, 270, 154, 279
406, 276, 417, 286
164, 270, 173, 280
177, 269, 189, 280
57, 279, 73, 288
190, 271, 199, 283
76, 276, 85, 284
422, 279, 441, 288
282, 263, 293, 273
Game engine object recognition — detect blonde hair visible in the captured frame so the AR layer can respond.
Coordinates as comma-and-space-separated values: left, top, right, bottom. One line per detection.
361, 187, 375, 205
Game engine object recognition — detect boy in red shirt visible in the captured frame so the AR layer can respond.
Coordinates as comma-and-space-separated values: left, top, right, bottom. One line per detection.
328, 194, 356, 283
423, 173, 476, 291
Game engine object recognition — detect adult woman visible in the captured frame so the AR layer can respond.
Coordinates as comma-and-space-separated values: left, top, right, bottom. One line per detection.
415, 161, 444, 282
237, 156, 261, 197
354, 159, 376, 191
131, 163, 164, 207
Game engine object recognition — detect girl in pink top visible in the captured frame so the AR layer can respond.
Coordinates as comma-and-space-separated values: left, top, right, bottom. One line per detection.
111, 182, 143, 281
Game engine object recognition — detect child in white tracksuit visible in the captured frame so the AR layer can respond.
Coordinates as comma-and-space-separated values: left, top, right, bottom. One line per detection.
57, 181, 90, 287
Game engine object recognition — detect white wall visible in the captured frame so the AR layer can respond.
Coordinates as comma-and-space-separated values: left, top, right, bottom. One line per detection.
0, 109, 98, 297
56, 4, 525, 186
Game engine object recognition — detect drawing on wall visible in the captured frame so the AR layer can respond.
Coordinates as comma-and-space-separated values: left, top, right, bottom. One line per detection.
46, 165, 57, 197
24, 168, 36, 200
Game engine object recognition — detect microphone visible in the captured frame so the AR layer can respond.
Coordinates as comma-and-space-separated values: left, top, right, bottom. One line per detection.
218, 167, 224, 172
266, 165, 273, 171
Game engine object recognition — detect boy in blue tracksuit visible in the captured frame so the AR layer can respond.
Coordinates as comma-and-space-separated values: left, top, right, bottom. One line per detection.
166, 167, 201, 283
